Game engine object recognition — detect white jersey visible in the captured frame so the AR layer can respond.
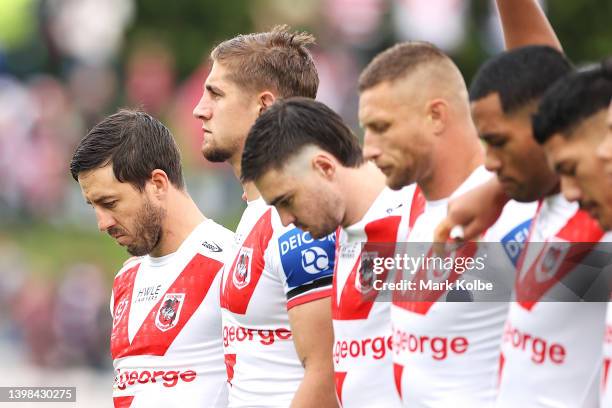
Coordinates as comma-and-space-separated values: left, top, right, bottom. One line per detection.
497, 193, 610, 408
392, 166, 536, 408
333, 186, 414, 408
221, 198, 335, 408
601, 303, 612, 408
110, 219, 232, 408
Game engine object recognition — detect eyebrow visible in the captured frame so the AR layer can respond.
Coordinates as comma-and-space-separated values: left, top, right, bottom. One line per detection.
85, 195, 116, 205
205, 84, 224, 95
269, 193, 290, 207
479, 132, 505, 142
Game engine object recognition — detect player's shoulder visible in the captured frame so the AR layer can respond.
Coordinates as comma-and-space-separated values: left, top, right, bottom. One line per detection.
190, 219, 235, 262
115, 256, 143, 280
487, 199, 538, 242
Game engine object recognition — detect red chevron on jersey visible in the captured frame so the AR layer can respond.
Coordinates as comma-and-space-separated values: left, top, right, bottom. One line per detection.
393, 363, 404, 399
113, 396, 134, 408
111, 253, 222, 359
111, 264, 139, 358
221, 209, 273, 314
224, 353, 236, 385
408, 186, 426, 231
335, 371, 348, 405
516, 209, 604, 310
333, 216, 401, 320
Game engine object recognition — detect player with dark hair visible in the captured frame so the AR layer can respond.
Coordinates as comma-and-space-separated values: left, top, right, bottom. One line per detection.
532, 60, 612, 230
242, 97, 408, 407
467, 47, 612, 407
193, 26, 337, 408
70, 109, 232, 407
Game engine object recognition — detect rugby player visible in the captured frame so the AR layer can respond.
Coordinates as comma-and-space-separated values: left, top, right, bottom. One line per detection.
70, 110, 231, 407
241, 97, 410, 407
192, 26, 337, 407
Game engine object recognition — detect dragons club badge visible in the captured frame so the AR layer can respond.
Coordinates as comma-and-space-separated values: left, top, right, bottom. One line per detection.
155, 293, 185, 331
233, 247, 253, 289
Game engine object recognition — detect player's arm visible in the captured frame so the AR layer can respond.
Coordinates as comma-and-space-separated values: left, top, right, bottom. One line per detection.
288, 298, 337, 408
495, 0, 562, 51
434, 177, 510, 244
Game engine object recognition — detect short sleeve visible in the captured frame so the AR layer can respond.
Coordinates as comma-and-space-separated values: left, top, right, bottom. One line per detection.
273, 227, 335, 309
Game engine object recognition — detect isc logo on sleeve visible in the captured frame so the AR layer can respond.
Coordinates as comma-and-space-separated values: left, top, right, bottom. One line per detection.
278, 229, 335, 288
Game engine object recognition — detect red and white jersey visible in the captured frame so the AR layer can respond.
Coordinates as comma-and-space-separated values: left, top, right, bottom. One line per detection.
601, 303, 612, 408
333, 186, 414, 408
221, 198, 335, 407
497, 193, 610, 408
392, 166, 536, 407
110, 219, 232, 408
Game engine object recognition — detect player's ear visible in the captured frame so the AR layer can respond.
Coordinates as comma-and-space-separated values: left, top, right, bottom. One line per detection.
258, 91, 276, 115
148, 169, 170, 198
425, 98, 448, 135
311, 153, 336, 180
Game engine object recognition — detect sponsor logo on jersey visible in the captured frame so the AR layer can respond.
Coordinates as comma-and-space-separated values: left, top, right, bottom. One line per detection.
301, 246, 330, 274
155, 293, 185, 331
501, 219, 531, 266
233, 246, 253, 289
135, 284, 162, 303
223, 325, 292, 347
393, 326, 469, 360
333, 334, 393, 363
278, 229, 335, 288
114, 368, 197, 390
201, 241, 223, 252
355, 252, 377, 294
113, 298, 129, 328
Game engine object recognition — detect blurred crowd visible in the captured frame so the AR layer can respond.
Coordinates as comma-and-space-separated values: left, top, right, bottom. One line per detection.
0, 0, 530, 384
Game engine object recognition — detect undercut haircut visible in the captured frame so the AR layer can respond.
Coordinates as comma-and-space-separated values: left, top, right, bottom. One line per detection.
358, 41, 452, 91
211, 25, 319, 98
241, 98, 364, 183
70, 109, 185, 190
469, 46, 573, 114
533, 57, 612, 144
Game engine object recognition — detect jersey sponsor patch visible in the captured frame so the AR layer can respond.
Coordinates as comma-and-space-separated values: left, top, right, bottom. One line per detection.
278, 228, 335, 289
501, 219, 531, 267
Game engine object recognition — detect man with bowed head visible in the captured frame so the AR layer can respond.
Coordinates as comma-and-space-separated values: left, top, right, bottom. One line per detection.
70, 109, 231, 407
241, 96, 412, 406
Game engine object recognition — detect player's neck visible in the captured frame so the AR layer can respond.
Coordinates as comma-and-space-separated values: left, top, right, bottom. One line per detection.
420, 131, 484, 201
342, 161, 386, 227
151, 192, 206, 257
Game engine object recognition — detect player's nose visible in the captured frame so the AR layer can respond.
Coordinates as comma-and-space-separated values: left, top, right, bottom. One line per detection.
560, 176, 582, 203
95, 208, 116, 232
484, 149, 502, 173
277, 209, 296, 227
193, 93, 212, 121
362, 131, 382, 161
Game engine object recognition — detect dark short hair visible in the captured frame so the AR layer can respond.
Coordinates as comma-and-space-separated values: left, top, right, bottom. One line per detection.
469, 46, 573, 114
358, 41, 451, 91
241, 98, 364, 182
70, 109, 185, 190
211, 25, 318, 98
533, 57, 612, 144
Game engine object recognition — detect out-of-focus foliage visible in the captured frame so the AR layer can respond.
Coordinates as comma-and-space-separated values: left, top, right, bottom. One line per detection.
125, 0, 253, 77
